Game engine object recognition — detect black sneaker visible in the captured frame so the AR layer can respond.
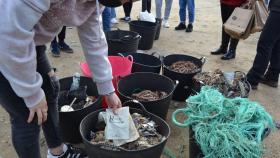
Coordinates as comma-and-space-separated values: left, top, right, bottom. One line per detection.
260, 78, 278, 88
51, 42, 61, 57
58, 41, 74, 53
186, 24, 193, 32
47, 144, 87, 158
175, 23, 186, 30
120, 16, 131, 22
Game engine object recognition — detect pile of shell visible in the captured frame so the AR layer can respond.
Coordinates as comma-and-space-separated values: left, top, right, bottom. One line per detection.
194, 69, 250, 98
169, 61, 200, 74
90, 113, 165, 150
132, 90, 168, 102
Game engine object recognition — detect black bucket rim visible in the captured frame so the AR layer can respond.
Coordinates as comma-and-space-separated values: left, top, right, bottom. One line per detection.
129, 20, 157, 29
79, 106, 171, 152
119, 53, 162, 68
106, 30, 140, 41
163, 54, 206, 74
117, 72, 177, 103
58, 77, 102, 113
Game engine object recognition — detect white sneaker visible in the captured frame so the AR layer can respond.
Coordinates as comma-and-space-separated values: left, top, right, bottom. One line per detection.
111, 18, 119, 24
163, 20, 170, 28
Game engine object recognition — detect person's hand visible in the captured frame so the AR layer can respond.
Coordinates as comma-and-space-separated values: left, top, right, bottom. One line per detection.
27, 97, 48, 125
105, 92, 122, 112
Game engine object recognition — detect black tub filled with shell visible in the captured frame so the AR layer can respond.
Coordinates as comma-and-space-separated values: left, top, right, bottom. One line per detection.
80, 100, 170, 158
58, 76, 102, 143
163, 54, 205, 101
193, 69, 251, 98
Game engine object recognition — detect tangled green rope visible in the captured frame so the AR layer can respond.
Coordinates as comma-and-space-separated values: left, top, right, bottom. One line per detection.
172, 86, 275, 158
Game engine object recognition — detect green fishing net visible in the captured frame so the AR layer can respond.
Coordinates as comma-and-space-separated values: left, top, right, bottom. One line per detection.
172, 86, 275, 158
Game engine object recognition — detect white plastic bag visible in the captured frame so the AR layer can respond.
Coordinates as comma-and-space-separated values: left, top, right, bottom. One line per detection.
139, 10, 156, 23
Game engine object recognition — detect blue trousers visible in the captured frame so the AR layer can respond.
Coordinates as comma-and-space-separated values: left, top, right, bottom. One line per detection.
179, 0, 195, 24
102, 7, 112, 32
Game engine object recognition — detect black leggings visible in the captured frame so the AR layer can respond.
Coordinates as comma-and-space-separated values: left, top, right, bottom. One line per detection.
123, 1, 133, 17
220, 3, 239, 50
142, 0, 152, 13
0, 45, 62, 158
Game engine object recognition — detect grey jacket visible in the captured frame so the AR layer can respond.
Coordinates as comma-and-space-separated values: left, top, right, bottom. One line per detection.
0, 0, 114, 108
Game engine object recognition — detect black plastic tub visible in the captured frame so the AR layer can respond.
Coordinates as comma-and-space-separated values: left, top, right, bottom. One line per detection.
117, 72, 177, 120
58, 76, 102, 144
129, 20, 157, 50
163, 54, 205, 101
155, 18, 162, 40
106, 29, 141, 56
80, 100, 170, 158
118, 52, 162, 74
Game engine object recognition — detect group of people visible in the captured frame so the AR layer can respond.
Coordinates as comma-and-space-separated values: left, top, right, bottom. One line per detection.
0, 0, 279, 158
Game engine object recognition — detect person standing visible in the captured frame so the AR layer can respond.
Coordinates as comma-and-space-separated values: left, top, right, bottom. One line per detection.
210, 0, 247, 60
155, 0, 173, 28
175, 0, 195, 32
102, 7, 112, 32
142, 0, 152, 13
0, 0, 123, 158
247, 0, 280, 89
50, 26, 74, 57
111, 8, 119, 24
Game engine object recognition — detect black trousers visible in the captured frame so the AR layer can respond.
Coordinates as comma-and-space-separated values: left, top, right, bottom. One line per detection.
220, 3, 239, 50
0, 46, 62, 158
51, 26, 66, 45
142, 0, 152, 13
247, 11, 280, 85
123, 1, 133, 17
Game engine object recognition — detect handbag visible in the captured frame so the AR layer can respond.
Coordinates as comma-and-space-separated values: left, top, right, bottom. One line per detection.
251, 0, 269, 33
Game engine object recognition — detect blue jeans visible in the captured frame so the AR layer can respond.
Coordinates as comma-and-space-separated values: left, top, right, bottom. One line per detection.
111, 8, 116, 19
0, 46, 62, 158
179, 0, 195, 24
102, 7, 111, 32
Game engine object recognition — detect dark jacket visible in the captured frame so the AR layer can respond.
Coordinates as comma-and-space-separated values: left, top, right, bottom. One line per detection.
270, 0, 280, 12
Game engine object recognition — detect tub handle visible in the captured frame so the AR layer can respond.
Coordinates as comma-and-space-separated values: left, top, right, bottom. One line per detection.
123, 100, 151, 117
200, 57, 206, 65
172, 108, 192, 128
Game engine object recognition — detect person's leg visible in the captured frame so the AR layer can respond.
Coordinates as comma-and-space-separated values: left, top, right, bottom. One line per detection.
147, 0, 152, 13
175, 0, 187, 30
260, 39, 280, 87
57, 26, 74, 53
164, 0, 173, 21
51, 37, 60, 57
0, 73, 41, 158
111, 8, 116, 19
179, 0, 187, 23
155, 0, 163, 19
247, 11, 280, 88
121, 2, 132, 21
211, 3, 232, 55
221, 5, 240, 60
102, 7, 112, 32
185, 0, 194, 32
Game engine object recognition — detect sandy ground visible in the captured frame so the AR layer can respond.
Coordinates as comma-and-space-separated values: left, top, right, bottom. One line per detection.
0, 0, 279, 157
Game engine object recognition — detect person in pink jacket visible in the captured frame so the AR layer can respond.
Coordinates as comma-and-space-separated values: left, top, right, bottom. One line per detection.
0, 0, 127, 157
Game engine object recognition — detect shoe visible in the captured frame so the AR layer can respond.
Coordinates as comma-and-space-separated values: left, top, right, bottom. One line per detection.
163, 20, 170, 28
111, 18, 119, 24
175, 23, 186, 30
51, 42, 60, 57
211, 46, 227, 55
246, 77, 258, 90
120, 17, 131, 22
260, 79, 278, 88
221, 49, 236, 60
58, 41, 74, 53
47, 144, 87, 158
185, 24, 193, 32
